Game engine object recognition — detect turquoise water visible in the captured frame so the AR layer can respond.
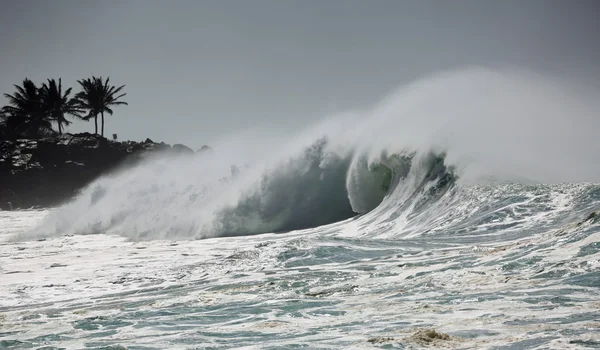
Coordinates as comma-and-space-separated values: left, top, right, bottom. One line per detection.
1, 183, 600, 348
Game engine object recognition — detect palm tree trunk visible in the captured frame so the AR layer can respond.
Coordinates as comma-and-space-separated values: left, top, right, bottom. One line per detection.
94, 115, 98, 135
101, 112, 104, 137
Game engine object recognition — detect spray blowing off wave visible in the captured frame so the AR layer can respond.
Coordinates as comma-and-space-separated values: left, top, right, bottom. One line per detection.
19, 136, 454, 240
17, 66, 600, 241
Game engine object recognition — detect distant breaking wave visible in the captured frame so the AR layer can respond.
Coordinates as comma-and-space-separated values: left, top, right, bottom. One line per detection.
16, 66, 600, 241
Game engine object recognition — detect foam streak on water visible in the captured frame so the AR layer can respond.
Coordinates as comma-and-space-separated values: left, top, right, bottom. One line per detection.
1, 183, 600, 349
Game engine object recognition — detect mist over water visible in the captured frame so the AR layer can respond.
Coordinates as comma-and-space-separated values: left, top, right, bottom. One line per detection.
19, 67, 600, 241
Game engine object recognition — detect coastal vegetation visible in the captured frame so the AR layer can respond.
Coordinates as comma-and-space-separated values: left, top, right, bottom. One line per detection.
0, 77, 127, 139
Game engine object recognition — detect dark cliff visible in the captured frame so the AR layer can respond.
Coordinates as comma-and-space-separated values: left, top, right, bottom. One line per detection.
0, 133, 199, 210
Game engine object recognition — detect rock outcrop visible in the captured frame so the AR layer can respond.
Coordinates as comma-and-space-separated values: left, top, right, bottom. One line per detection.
172, 143, 194, 155
0, 133, 196, 210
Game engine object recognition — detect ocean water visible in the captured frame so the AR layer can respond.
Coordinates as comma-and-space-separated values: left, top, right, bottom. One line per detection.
1, 67, 600, 349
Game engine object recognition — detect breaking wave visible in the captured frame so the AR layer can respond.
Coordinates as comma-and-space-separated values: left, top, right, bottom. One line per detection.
16, 66, 600, 241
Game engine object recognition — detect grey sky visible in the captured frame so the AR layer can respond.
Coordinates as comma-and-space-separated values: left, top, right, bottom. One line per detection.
1, 0, 599, 149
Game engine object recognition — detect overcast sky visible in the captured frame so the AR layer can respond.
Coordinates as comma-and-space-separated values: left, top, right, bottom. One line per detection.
1, 0, 599, 149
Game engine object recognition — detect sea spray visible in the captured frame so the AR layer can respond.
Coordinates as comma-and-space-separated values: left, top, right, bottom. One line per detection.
17, 66, 600, 241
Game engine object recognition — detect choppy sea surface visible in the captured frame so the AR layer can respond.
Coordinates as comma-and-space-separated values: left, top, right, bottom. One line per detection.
1, 182, 600, 349
3, 67, 600, 349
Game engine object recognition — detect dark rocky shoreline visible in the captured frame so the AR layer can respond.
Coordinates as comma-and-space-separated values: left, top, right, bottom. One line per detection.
0, 133, 200, 210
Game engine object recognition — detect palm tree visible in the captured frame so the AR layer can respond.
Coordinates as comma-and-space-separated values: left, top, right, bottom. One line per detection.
74, 77, 100, 134
1, 78, 54, 139
39, 78, 82, 135
75, 76, 127, 137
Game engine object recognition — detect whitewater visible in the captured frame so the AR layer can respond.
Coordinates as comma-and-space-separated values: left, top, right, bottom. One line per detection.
1, 67, 600, 349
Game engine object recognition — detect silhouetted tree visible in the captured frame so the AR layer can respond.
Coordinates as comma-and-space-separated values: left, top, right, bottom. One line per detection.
0, 111, 7, 139
75, 76, 127, 137
74, 78, 99, 134
39, 78, 82, 135
1, 79, 54, 139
